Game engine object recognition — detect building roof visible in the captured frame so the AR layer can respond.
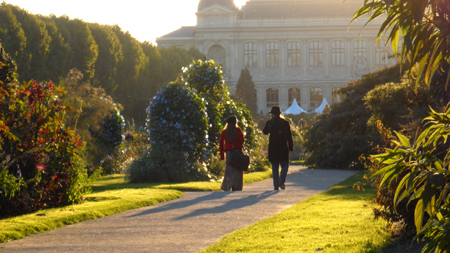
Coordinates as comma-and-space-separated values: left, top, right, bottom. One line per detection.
198, 0, 238, 11
241, 0, 362, 19
159, 26, 195, 39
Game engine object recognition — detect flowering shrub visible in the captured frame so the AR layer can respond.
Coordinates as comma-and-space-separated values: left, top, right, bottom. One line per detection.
0, 45, 93, 217
148, 80, 207, 160
182, 60, 229, 151
135, 80, 209, 182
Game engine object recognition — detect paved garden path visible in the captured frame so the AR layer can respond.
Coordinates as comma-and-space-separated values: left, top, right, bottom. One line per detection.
1, 166, 356, 253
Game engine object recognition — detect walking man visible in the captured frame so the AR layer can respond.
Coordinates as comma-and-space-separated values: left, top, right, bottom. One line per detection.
263, 105, 294, 190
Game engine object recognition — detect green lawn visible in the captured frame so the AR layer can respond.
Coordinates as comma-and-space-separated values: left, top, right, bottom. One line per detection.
202, 171, 393, 253
0, 169, 272, 243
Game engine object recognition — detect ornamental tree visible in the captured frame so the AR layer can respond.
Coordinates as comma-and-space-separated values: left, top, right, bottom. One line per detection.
147, 80, 208, 169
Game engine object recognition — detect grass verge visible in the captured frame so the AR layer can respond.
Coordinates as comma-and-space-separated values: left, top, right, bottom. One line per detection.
202, 171, 393, 253
92, 169, 273, 192
0, 189, 182, 243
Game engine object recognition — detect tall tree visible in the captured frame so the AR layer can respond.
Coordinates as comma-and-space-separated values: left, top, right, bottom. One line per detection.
88, 23, 123, 94
0, 3, 26, 62
54, 17, 98, 80
111, 25, 148, 120
7, 4, 51, 81
235, 68, 257, 115
40, 16, 71, 82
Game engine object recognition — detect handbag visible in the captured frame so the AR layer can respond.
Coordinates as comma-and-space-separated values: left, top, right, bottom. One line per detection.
228, 139, 250, 171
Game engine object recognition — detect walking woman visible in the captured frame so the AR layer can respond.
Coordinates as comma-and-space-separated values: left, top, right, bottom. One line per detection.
219, 115, 245, 191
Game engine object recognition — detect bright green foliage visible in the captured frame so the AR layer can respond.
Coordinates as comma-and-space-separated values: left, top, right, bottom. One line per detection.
352, 0, 450, 88
372, 104, 450, 252
235, 68, 257, 116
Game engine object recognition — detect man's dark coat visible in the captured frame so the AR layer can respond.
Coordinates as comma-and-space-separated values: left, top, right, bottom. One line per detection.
263, 116, 294, 162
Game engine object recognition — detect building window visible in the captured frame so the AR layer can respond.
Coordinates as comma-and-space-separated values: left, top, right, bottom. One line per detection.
287, 42, 301, 67
266, 88, 279, 107
288, 88, 301, 106
375, 39, 389, 66
353, 40, 367, 60
309, 41, 323, 66
244, 42, 257, 67
265, 42, 279, 67
331, 40, 345, 66
310, 88, 323, 109
332, 87, 344, 103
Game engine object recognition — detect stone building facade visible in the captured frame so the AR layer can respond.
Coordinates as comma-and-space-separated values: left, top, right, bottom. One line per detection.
156, 0, 396, 113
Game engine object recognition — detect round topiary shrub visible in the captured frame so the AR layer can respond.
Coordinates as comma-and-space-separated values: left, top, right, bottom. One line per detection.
137, 81, 209, 182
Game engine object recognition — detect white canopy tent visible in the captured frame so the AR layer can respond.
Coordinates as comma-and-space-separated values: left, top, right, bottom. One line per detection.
314, 98, 329, 114
283, 98, 307, 115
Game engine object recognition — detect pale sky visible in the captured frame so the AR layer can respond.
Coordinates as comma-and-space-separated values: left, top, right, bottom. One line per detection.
2, 0, 248, 44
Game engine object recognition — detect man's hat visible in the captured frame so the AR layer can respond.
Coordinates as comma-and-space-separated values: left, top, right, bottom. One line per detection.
269, 105, 281, 115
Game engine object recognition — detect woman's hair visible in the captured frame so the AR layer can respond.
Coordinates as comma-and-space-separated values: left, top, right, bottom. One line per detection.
224, 115, 238, 142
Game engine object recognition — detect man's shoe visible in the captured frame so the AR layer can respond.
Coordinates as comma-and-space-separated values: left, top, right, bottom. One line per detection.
279, 178, 285, 190
274, 187, 279, 190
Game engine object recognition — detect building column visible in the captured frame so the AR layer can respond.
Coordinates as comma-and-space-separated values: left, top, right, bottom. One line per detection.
301, 86, 310, 111
324, 38, 330, 77
259, 40, 265, 72
346, 38, 353, 77
256, 86, 266, 115
280, 39, 286, 77
279, 86, 289, 112
303, 40, 308, 77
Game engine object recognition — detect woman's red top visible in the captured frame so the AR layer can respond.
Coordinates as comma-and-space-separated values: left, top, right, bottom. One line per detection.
219, 127, 245, 160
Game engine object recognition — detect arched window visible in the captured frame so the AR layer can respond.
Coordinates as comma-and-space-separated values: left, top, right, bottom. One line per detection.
309, 41, 323, 66
332, 87, 344, 103
331, 41, 345, 66
288, 88, 301, 106
265, 42, 279, 67
310, 88, 323, 109
375, 39, 389, 66
287, 42, 301, 67
353, 40, 367, 60
244, 42, 257, 67
266, 88, 279, 107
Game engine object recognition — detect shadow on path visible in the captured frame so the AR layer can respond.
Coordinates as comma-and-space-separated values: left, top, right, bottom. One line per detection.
173, 191, 278, 220
125, 191, 231, 218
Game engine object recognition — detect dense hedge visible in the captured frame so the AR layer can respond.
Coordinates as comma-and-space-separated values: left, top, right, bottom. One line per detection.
0, 3, 204, 125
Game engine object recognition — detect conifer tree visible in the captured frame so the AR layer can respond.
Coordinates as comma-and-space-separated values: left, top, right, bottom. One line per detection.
235, 68, 257, 115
